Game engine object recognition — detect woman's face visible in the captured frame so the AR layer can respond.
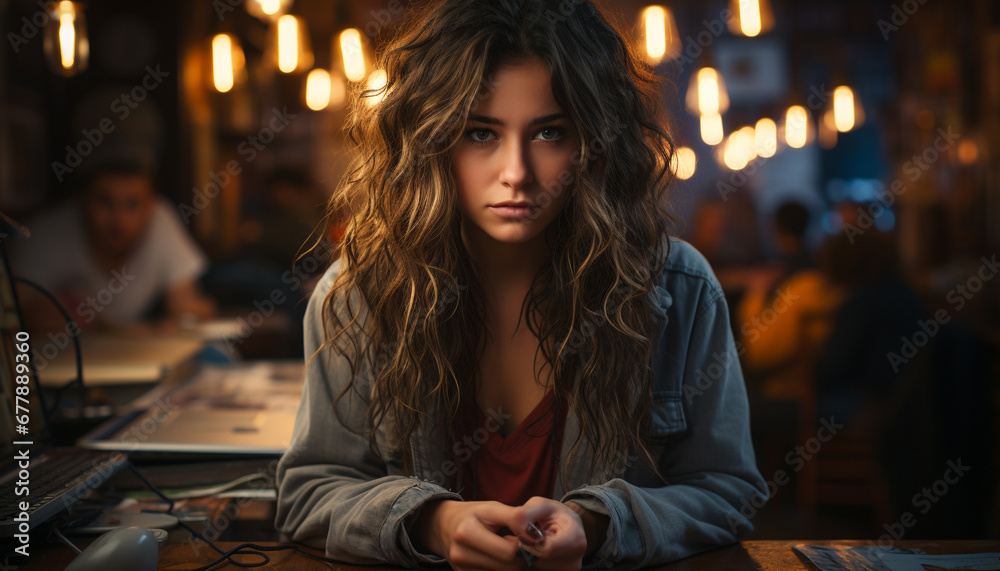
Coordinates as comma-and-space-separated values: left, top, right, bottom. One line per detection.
452, 57, 578, 249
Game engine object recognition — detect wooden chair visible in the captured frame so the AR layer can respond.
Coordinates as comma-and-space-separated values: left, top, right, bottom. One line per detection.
793, 311, 893, 536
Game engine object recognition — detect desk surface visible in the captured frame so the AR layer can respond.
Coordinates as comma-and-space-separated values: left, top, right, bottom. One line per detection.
16, 539, 1000, 570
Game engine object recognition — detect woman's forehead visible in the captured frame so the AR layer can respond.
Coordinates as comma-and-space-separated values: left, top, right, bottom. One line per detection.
472, 58, 560, 112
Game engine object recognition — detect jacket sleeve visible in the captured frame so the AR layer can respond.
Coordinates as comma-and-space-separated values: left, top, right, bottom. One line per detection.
274, 263, 462, 567
561, 272, 766, 569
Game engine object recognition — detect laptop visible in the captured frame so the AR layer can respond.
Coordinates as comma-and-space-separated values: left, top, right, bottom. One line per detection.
36, 333, 204, 388
79, 359, 304, 455
0, 213, 127, 536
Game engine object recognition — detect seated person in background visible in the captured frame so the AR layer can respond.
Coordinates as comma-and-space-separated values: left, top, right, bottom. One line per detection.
736, 200, 842, 400
814, 227, 922, 422
11, 160, 216, 332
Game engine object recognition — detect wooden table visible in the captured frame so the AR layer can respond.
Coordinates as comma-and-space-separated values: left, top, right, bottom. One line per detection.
15, 538, 1000, 570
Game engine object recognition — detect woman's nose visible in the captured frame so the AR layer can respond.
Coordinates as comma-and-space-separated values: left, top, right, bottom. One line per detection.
498, 139, 534, 189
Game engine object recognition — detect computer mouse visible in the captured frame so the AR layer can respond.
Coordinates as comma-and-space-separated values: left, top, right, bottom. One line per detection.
65, 526, 158, 571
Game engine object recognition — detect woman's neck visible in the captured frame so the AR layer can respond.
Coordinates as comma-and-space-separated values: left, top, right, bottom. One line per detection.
462, 224, 552, 298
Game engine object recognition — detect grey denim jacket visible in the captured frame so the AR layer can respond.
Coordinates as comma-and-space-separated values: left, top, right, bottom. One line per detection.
274, 237, 766, 569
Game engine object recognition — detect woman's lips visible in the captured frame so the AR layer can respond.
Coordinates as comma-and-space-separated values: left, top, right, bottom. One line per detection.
489, 205, 539, 218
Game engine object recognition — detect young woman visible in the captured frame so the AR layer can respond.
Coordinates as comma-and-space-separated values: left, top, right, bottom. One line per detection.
275, 0, 765, 568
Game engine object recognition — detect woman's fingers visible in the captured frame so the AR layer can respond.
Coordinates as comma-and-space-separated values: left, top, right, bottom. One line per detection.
508, 497, 562, 545
453, 515, 522, 560
510, 498, 587, 569
436, 499, 586, 570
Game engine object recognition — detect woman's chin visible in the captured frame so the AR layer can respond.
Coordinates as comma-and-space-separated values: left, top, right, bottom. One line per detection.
483, 227, 546, 245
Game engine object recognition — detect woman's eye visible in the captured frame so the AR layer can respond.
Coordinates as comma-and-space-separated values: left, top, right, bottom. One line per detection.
467, 129, 495, 144
536, 127, 564, 142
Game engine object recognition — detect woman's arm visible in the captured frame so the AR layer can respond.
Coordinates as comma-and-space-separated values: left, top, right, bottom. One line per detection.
561, 247, 767, 569
274, 263, 462, 566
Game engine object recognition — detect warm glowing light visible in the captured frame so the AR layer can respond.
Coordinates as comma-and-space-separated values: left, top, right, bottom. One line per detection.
212, 34, 234, 92
58, 3, 75, 69
44, 1, 88, 76
671, 146, 697, 180
739, 0, 762, 36
721, 127, 756, 170
957, 139, 979, 165
278, 15, 299, 73
260, 0, 281, 15
755, 118, 777, 158
305, 69, 331, 110
246, 0, 291, 21
644, 6, 666, 59
364, 68, 388, 106
687, 68, 729, 116
699, 68, 724, 115
340, 28, 366, 81
212, 34, 245, 92
723, 132, 747, 171
728, 0, 774, 37
833, 85, 856, 132
784, 105, 808, 149
700, 113, 724, 146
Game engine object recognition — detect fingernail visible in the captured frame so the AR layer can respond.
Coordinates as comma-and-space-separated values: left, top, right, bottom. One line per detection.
526, 522, 543, 541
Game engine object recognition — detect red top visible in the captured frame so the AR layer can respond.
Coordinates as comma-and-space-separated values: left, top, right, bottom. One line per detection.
458, 389, 568, 506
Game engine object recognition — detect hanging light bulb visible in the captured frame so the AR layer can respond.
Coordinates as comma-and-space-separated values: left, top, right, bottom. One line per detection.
43, 1, 89, 76
832, 85, 865, 132
732, 125, 758, 168
246, 0, 292, 21
700, 113, 724, 146
274, 14, 313, 73
727, 0, 775, 37
305, 69, 332, 110
339, 28, 367, 82
212, 34, 246, 93
670, 146, 697, 180
755, 117, 777, 158
685, 67, 729, 116
784, 105, 809, 149
641, 5, 680, 63
723, 129, 751, 171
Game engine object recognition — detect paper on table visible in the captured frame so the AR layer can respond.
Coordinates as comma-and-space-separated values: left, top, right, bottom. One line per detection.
876, 552, 1000, 571
792, 544, 921, 571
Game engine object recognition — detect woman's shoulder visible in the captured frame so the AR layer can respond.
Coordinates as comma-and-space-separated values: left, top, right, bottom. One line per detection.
306, 257, 370, 325
313, 257, 342, 299
658, 237, 725, 295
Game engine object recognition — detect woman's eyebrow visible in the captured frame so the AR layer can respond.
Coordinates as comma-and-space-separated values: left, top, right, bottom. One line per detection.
466, 112, 568, 126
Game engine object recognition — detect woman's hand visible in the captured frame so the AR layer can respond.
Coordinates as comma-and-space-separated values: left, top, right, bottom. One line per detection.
412, 499, 526, 571
412, 497, 608, 570
515, 497, 593, 570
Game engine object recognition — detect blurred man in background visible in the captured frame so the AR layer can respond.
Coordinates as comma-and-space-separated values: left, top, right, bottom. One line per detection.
12, 160, 216, 332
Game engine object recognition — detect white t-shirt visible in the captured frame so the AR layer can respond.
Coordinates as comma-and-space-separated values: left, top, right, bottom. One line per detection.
10, 196, 208, 325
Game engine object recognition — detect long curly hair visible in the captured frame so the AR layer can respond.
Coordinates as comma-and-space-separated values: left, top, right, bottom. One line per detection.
317, 0, 676, 488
